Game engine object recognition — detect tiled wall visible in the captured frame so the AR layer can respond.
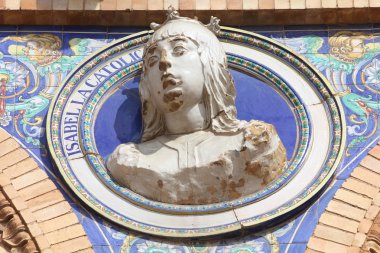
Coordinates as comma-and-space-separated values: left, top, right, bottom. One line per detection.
4, 0, 380, 10
1, 0, 380, 25
0, 24, 380, 252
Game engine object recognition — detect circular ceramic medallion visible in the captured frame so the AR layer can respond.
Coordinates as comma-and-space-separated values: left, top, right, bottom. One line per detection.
47, 27, 345, 237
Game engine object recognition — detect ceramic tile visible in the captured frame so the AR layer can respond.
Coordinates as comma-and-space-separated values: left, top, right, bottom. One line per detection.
369, 30, 380, 52
329, 24, 374, 30
16, 32, 64, 56
328, 29, 375, 57
0, 26, 17, 32
279, 243, 307, 253
62, 33, 108, 56
63, 26, 108, 33
0, 33, 17, 55
92, 246, 114, 253
317, 181, 343, 215
3, 25, 380, 253
284, 25, 328, 31
71, 202, 123, 247
255, 31, 286, 42
284, 30, 329, 54
242, 25, 284, 32
18, 25, 63, 32
107, 26, 147, 34
106, 33, 126, 42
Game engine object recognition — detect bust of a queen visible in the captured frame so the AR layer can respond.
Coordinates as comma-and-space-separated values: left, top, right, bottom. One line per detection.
107, 8, 287, 205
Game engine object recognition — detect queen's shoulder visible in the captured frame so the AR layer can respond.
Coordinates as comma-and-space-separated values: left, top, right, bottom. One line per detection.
243, 120, 278, 146
107, 142, 140, 169
111, 143, 139, 156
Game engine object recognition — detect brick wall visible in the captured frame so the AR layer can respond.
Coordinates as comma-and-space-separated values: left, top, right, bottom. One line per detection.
306, 143, 380, 253
0, 0, 380, 25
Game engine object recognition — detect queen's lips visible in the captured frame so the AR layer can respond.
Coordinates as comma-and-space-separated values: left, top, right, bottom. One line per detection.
162, 74, 181, 90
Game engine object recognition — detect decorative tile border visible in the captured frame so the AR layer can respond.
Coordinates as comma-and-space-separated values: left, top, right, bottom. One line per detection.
0, 128, 93, 253
46, 26, 345, 237
307, 142, 380, 253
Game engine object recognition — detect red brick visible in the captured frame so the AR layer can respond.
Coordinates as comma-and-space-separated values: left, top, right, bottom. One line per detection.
53, 0, 67, 10
76, 249, 94, 253
369, 145, 380, 159
19, 209, 36, 224
40, 213, 79, 233
3, 184, 18, 199
29, 222, 43, 237
306, 0, 321, 7
5, 0, 21, 10
211, 0, 226, 9
370, 0, 380, 7
195, 0, 209, 9
352, 167, 380, 187
0, 148, 29, 171
36, 0, 51, 10
352, 232, 366, 247
354, 0, 368, 7
101, 0, 116, 10
33, 201, 71, 222
84, 0, 100, 10
3, 157, 38, 179
12, 197, 28, 211
27, 189, 65, 212
35, 235, 51, 250
322, 0, 337, 7
227, 0, 242, 9
365, 205, 380, 220
12, 168, 47, 190
132, 0, 147, 9
179, 0, 194, 9
46, 224, 86, 245
361, 156, 380, 174
326, 200, 366, 221
68, 0, 83, 10
19, 179, 56, 201
319, 212, 359, 233
164, 0, 178, 8
0, 172, 11, 186
21, 0, 37, 9
148, 0, 164, 10
308, 237, 348, 253
51, 236, 91, 253
347, 247, 360, 253
314, 224, 354, 246
358, 218, 373, 233
334, 188, 372, 210
0, 128, 10, 143
275, 0, 290, 8
117, 0, 131, 9
338, 0, 353, 7
291, 0, 306, 9
343, 178, 378, 198
0, 137, 18, 156
243, 0, 258, 9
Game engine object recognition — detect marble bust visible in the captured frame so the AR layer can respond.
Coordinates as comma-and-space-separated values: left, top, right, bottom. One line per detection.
107, 8, 287, 205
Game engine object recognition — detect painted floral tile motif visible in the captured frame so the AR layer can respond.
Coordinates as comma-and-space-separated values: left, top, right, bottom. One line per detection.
0, 25, 379, 253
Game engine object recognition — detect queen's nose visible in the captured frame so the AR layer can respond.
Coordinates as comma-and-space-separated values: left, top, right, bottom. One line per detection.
159, 50, 171, 71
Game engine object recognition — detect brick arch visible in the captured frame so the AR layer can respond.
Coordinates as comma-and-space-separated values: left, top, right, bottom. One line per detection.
0, 128, 93, 253
362, 212, 380, 253
307, 143, 380, 253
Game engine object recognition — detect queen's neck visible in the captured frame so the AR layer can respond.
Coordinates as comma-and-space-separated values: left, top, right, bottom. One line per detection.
165, 103, 207, 135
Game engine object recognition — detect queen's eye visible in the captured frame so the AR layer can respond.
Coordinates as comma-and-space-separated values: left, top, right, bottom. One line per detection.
147, 56, 158, 67
173, 45, 186, 55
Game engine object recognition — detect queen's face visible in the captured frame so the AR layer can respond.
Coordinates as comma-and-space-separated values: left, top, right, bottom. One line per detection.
143, 35, 205, 113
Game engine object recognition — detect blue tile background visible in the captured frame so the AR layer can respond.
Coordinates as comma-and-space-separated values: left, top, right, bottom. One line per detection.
0, 24, 379, 253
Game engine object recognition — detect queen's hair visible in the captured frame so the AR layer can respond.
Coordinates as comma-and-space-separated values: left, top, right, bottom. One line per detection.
139, 18, 242, 142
